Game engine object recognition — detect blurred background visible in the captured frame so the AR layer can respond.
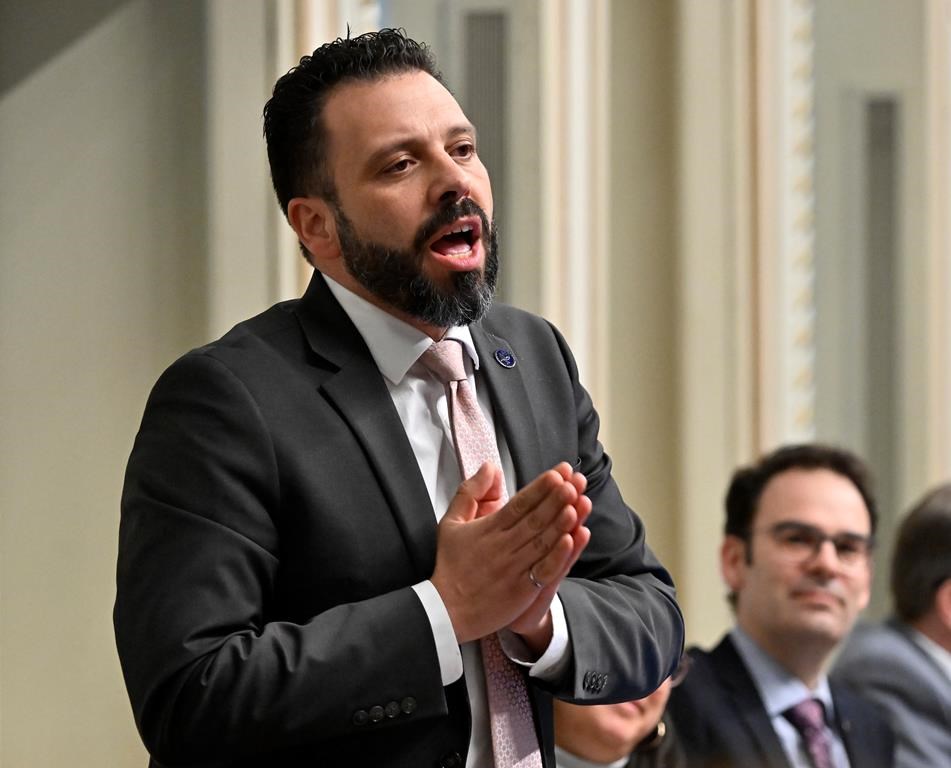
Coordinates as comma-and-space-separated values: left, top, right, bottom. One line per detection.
2, 0, 949, 764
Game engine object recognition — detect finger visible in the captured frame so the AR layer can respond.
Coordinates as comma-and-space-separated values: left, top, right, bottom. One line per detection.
466, 463, 506, 518
508, 580, 560, 636
570, 470, 587, 495
572, 494, 592, 531
527, 532, 575, 586
444, 464, 498, 523
496, 469, 567, 530
517, 503, 578, 558
506, 486, 581, 558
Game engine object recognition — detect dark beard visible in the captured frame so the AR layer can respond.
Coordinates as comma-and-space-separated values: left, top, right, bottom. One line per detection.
334, 198, 499, 328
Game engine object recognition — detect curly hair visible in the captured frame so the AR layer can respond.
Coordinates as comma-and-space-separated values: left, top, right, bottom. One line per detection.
263, 28, 443, 215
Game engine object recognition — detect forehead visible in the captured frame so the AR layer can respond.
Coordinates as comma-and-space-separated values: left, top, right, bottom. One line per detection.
321, 71, 470, 168
756, 468, 871, 533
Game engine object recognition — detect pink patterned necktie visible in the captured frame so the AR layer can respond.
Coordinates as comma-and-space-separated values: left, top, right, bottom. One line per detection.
420, 339, 543, 768
784, 698, 834, 768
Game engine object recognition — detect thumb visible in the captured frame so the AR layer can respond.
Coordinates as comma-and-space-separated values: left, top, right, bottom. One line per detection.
444, 463, 500, 523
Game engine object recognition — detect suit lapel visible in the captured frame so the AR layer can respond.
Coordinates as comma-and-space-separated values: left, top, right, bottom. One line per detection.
470, 321, 542, 488
831, 681, 895, 768
294, 272, 437, 576
711, 637, 793, 768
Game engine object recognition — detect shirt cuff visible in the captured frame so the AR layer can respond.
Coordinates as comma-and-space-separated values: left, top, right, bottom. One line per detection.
498, 593, 571, 681
411, 581, 464, 686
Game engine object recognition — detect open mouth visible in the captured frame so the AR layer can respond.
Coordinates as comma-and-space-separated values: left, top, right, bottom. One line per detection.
428, 217, 482, 258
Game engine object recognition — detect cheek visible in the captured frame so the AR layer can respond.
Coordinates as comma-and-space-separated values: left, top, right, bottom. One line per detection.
342, 192, 422, 244
850, 571, 872, 610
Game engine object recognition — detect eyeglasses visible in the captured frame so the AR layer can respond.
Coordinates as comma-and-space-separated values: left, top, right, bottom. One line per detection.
753, 521, 874, 568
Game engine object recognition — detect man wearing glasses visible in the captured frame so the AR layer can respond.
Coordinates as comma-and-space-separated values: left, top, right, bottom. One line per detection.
667, 444, 894, 768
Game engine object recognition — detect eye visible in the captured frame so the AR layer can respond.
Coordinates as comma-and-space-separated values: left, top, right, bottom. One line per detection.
833, 537, 865, 559
451, 142, 476, 160
782, 530, 817, 547
384, 157, 414, 175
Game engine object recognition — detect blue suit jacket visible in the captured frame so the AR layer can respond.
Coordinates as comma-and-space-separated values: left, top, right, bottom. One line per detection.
667, 634, 894, 768
114, 271, 684, 768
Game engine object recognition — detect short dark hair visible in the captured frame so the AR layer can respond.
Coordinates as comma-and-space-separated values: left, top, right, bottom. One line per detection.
724, 443, 878, 540
262, 28, 443, 215
891, 483, 951, 623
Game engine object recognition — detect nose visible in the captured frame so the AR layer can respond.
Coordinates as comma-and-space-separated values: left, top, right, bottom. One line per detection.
806, 539, 841, 574
429, 153, 471, 208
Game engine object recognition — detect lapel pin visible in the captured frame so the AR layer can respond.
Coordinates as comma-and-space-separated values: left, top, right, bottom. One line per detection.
494, 348, 516, 368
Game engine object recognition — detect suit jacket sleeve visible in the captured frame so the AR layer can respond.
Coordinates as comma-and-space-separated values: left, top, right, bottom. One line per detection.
478, 312, 685, 705
115, 351, 449, 765
115, 295, 685, 766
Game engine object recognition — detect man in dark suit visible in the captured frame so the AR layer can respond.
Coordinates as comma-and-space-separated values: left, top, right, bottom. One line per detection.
833, 483, 951, 768
114, 29, 684, 768
667, 444, 894, 768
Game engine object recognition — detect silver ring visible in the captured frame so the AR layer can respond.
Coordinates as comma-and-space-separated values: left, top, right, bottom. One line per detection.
528, 568, 544, 589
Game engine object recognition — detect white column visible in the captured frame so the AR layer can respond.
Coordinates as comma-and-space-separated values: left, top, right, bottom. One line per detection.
540, 0, 611, 427
676, 0, 755, 644
754, 0, 818, 448
925, 0, 951, 478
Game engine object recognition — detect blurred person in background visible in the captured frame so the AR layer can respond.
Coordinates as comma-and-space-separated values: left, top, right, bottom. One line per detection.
553, 657, 689, 768
833, 482, 951, 768
668, 444, 894, 768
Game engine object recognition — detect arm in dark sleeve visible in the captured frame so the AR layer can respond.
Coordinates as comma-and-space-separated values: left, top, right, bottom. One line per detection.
542, 321, 685, 703
114, 353, 445, 765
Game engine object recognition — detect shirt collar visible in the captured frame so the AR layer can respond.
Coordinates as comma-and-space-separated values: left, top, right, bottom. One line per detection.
324, 275, 480, 384
908, 624, 951, 681
553, 745, 629, 768
731, 626, 835, 719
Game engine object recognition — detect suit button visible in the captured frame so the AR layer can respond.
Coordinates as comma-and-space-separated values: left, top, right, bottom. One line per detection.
352, 709, 369, 726
439, 751, 463, 768
401, 696, 417, 714
369, 705, 385, 723
385, 700, 401, 718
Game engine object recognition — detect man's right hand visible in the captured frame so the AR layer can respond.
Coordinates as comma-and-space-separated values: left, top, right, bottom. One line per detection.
430, 462, 590, 645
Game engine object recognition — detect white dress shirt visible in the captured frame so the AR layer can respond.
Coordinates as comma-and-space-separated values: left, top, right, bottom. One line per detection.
326, 276, 571, 767
731, 627, 851, 768
554, 745, 629, 768
909, 625, 951, 682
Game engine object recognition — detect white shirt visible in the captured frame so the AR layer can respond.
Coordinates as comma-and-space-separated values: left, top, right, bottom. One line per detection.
326, 276, 571, 767
554, 745, 629, 768
909, 625, 951, 682
731, 627, 851, 768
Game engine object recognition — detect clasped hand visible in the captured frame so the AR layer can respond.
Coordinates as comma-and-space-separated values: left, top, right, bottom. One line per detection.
430, 462, 592, 653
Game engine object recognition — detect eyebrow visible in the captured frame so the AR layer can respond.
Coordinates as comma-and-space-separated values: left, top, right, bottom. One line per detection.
772, 521, 871, 540
364, 123, 477, 171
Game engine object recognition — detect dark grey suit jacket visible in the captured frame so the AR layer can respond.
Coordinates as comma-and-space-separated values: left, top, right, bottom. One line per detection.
833, 619, 951, 768
667, 635, 894, 768
114, 271, 684, 768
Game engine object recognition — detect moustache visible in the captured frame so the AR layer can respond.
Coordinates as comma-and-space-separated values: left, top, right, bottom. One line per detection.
412, 198, 491, 253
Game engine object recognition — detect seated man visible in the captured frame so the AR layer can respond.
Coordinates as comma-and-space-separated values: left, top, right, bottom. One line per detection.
833, 482, 951, 768
553, 661, 688, 768
668, 444, 894, 767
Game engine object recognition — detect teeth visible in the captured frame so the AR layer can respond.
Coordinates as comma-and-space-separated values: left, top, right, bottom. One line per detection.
448, 224, 473, 235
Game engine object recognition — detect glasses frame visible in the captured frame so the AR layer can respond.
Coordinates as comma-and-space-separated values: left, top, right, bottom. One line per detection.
749, 520, 875, 569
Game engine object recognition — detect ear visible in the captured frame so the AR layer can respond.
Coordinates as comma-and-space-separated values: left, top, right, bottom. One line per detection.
721, 535, 748, 594
287, 196, 340, 263
934, 577, 951, 630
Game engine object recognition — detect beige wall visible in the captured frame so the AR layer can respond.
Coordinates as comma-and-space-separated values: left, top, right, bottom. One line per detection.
0, 1, 208, 764
605, 0, 681, 608
1, 0, 944, 764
